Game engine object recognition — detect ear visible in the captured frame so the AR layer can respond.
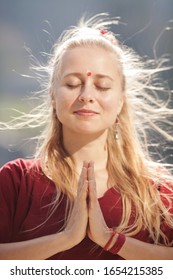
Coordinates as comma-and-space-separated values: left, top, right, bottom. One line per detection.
49, 87, 56, 109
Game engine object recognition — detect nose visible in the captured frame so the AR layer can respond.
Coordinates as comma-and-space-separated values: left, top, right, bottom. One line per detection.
78, 85, 95, 103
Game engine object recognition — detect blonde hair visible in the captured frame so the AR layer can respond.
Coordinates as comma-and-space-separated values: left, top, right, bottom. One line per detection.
1, 13, 173, 245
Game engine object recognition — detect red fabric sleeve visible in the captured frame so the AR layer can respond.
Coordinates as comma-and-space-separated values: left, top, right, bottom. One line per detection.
159, 184, 173, 243
0, 160, 20, 242
0, 158, 66, 243
0, 159, 41, 242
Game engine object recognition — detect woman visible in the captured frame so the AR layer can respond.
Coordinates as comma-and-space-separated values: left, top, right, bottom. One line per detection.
0, 14, 173, 260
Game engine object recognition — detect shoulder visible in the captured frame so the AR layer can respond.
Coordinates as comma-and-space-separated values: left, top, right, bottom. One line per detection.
0, 158, 40, 173
0, 158, 42, 181
0, 158, 49, 196
0, 157, 56, 208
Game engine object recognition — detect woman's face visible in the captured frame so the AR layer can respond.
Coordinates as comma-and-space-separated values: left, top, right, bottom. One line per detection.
52, 46, 124, 136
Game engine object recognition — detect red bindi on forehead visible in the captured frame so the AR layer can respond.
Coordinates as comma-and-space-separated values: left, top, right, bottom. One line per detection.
86, 71, 92, 76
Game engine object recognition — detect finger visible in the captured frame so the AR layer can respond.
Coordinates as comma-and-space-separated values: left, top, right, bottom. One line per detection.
73, 179, 88, 213
88, 179, 98, 211
83, 161, 89, 169
88, 161, 95, 181
79, 180, 88, 202
88, 162, 97, 196
78, 162, 89, 196
88, 179, 97, 199
78, 162, 88, 185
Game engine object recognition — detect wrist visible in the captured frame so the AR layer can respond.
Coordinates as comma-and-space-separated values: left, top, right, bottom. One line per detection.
63, 229, 85, 249
99, 228, 118, 248
63, 229, 75, 249
103, 228, 126, 255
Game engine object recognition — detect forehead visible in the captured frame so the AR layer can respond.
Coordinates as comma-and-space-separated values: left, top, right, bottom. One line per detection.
60, 46, 121, 77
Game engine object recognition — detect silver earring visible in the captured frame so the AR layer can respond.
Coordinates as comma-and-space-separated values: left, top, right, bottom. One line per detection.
114, 116, 119, 140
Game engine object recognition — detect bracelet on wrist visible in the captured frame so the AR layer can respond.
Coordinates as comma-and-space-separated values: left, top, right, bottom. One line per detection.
103, 228, 126, 255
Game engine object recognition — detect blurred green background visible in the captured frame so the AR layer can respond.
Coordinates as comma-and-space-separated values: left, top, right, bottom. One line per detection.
0, 0, 173, 166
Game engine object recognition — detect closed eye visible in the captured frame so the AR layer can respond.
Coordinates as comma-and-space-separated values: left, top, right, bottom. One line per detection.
96, 85, 111, 91
66, 84, 81, 89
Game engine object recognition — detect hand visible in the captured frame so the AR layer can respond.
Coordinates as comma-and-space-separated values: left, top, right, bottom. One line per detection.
87, 162, 112, 248
64, 162, 88, 247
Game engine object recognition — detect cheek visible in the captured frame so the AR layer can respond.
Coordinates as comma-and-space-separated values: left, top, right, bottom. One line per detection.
54, 91, 74, 116
102, 93, 122, 112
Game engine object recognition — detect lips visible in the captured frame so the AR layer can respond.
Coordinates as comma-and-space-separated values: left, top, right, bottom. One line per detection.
73, 109, 99, 116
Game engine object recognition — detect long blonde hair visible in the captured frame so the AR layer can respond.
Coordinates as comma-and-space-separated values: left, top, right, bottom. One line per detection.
1, 14, 173, 245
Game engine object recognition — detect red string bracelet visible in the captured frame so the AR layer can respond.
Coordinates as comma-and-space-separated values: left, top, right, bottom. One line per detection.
109, 233, 126, 254
103, 229, 117, 251
104, 229, 126, 255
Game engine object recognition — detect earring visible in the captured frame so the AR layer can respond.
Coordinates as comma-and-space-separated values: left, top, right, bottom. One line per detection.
114, 116, 119, 140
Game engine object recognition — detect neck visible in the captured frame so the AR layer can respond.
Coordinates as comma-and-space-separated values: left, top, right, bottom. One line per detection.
63, 129, 108, 173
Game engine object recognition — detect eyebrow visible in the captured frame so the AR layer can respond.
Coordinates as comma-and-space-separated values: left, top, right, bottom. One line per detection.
63, 72, 114, 81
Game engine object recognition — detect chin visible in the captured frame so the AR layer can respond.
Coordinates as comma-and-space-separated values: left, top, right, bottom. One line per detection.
73, 127, 106, 136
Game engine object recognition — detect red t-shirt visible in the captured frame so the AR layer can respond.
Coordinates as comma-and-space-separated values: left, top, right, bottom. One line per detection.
0, 158, 173, 259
